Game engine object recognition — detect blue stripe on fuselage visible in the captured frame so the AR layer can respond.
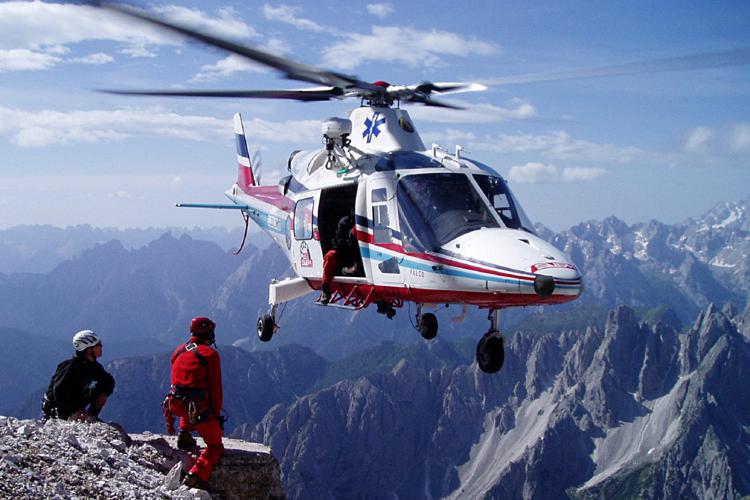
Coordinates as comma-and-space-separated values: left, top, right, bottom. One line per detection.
360, 246, 523, 286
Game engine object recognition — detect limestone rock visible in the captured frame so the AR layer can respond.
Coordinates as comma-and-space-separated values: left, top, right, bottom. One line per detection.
132, 433, 285, 500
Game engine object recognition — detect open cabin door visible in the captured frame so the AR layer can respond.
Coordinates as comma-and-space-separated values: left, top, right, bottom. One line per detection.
291, 190, 324, 278
365, 176, 403, 285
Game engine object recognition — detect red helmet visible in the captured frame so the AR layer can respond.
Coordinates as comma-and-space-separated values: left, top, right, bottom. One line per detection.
190, 316, 216, 341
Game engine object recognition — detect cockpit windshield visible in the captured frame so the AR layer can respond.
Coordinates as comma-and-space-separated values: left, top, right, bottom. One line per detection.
397, 173, 498, 251
472, 175, 536, 233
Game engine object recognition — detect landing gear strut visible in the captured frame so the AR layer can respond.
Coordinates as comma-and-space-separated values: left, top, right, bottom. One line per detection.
415, 303, 438, 340
476, 309, 504, 373
257, 305, 277, 342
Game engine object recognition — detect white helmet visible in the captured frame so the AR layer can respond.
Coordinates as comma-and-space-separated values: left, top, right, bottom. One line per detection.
73, 330, 101, 351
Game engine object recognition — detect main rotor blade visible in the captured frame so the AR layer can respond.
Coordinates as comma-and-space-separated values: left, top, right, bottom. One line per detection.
99, 87, 344, 101
404, 95, 465, 110
413, 82, 488, 95
100, 2, 372, 90
483, 47, 750, 86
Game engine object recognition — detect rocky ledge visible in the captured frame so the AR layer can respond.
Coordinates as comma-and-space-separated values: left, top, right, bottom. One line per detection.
0, 416, 284, 499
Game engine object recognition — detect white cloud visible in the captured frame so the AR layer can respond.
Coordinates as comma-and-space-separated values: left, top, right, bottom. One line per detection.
69, 53, 115, 65
0, 2, 256, 68
0, 106, 320, 148
682, 123, 750, 159
509, 162, 557, 183
508, 162, 607, 184
322, 25, 499, 70
367, 3, 394, 18
192, 54, 266, 82
685, 126, 713, 153
262, 4, 324, 32
0, 106, 228, 147
191, 39, 289, 81
242, 117, 320, 145
262, 38, 291, 57
730, 123, 750, 153
152, 5, 258, 40
462, 130, 642, 163
410, 100, 536, 124
0, 49, 61, 72
0, 3, 170, 49
42, 45, 70, 56
560, 166, 607, 182
120, 43, 159, 59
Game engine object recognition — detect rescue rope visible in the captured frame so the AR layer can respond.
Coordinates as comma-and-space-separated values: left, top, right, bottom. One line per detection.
233, 211, 250, 255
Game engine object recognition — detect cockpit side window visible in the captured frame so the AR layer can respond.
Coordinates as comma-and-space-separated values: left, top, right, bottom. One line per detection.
473, 175, 535, 233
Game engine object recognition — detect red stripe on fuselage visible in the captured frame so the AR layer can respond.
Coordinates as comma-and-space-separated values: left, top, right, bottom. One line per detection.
355, 229, 536, 282
307, 279, 577, 308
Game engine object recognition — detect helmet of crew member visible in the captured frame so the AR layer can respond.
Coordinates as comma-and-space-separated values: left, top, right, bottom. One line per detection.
73, 329, 101, 352
190, 316, 216, 342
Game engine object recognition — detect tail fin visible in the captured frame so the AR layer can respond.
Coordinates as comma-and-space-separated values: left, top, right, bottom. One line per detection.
234, 113, 255, 193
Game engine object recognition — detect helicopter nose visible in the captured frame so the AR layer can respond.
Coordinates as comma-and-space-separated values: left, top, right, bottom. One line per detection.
445, 227, 581, 281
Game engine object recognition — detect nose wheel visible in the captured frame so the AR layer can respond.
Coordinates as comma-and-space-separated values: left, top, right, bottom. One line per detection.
476, 309, 505, 373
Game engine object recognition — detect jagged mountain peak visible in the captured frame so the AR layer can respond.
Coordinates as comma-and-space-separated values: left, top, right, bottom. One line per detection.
685, 196, 750, 232
240, 305, 750, 499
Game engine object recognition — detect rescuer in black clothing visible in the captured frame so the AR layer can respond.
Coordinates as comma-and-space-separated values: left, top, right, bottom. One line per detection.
42, 330, 115, 422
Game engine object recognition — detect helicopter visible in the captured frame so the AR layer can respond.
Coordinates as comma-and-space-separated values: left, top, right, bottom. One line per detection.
96, 3, 585, 373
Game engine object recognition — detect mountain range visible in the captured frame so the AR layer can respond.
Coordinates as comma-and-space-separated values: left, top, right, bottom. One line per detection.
2, 196, 749, 498
1, 197, 748, 357
242, 304, 750, 499
14, 304, 747, 498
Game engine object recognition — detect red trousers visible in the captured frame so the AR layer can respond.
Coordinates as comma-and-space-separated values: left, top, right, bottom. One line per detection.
322, 249, 340, 286
185, 418, 224, 482
172, 401, 224, 482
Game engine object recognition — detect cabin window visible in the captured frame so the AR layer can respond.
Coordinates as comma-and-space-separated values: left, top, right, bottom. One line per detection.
293, 197, 314, 240
372, 188, 388, 203
372, 205, 390, 243
370, 187, 391, 244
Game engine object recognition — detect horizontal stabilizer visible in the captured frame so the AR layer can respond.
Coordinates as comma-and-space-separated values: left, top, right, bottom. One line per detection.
176, 203, 249, 210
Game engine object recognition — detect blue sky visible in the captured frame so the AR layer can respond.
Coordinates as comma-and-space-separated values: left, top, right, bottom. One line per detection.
0, 0, 748, 231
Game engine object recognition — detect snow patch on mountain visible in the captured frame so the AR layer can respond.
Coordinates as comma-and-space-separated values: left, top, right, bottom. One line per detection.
450, 390, 556, 498
583, 374, 689, 488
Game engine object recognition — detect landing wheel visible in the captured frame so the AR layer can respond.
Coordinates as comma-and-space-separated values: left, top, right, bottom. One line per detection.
257, 314, 275, 342
476, 331, 504, 373
419, 312, 438, 340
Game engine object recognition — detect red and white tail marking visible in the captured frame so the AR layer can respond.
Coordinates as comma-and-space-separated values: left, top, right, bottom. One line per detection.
234, 112, 255, 193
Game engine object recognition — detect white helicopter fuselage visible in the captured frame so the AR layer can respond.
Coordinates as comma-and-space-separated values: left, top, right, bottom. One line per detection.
224, 107, 582, 310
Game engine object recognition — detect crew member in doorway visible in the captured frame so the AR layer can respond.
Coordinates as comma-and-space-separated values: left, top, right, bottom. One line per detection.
163, 317, 225, 490
42, 330, 115, 422
320, 210, 360, 304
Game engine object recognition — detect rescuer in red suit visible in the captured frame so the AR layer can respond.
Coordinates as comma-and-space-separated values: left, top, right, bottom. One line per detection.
320, 211, 360, 304
166, 316, 224, 490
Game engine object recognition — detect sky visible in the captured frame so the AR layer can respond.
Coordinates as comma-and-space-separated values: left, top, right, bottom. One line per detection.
0, 0, 749, 232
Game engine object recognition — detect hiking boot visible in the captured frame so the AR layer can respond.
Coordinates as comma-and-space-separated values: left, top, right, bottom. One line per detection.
318, 284, 331, 305
177, 430, 197, 451
182, 472, 209, 490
